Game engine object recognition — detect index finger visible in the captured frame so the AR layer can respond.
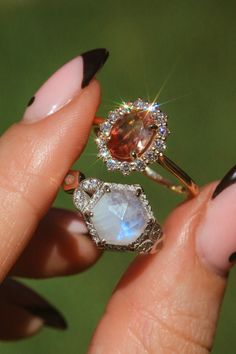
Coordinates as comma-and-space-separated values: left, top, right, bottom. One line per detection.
0, 49, 108, 280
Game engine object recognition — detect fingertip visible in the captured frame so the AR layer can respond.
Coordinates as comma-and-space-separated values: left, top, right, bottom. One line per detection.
24, 317, 44, 337
88, 184, 227, 353
196, 178, 236, 276
0, 279, 67, 340
12, 208, 102, 278
0, 305, 44, 341
163, 183, 212, 247
23, 48, 107, 123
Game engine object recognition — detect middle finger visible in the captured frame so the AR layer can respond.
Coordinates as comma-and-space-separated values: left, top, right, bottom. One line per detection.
10, 208, 101, 278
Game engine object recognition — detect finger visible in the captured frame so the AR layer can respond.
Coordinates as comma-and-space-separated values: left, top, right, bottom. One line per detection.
0, 278, 66, 340
0, 48, 108, 280
10, 208, 101, 278
89, 165, 236, 354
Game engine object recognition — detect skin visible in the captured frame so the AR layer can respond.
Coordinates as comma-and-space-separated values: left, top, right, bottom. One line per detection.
0, 79, 230, 351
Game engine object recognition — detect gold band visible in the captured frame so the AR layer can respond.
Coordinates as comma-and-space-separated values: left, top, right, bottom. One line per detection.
143, 154, 199, 198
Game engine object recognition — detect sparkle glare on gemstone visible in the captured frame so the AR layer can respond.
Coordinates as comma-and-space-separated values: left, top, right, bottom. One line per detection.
91, 189, 149, 245
107, 109, 156, 162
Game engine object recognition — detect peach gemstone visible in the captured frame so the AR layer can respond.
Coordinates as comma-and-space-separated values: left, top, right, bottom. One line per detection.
107, 110, 156, 161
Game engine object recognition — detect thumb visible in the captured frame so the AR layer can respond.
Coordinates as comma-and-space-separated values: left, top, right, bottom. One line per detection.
0, 48, 108, 280
89, 166, 236, 353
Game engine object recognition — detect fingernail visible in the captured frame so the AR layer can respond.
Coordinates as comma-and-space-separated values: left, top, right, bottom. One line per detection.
229, 252, 236, 263
196, 165, 236, 274
51, 208, 88, 234
23, 48, 109, 123
25, 304, 67, 330
3, 278, 68, 331
212, 165, 236, 199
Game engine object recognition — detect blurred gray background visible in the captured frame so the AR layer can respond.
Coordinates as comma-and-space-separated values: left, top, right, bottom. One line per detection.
0, 0, 236, 353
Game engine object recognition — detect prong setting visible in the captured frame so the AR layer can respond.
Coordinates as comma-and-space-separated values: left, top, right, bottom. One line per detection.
73, 181, 162, 253
136, 188, 142, 197
84, 210, 93, 219
131, 150, 137, 159
104, 185, 111, 193
149, 124, 158, 130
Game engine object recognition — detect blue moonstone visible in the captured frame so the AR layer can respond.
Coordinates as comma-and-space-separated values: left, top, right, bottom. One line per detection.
91, 189, 149, 245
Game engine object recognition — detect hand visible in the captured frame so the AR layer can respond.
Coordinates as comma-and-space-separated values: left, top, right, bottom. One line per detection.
0, 49, 105, 339
0, 49, 235, 354
89, 173, 235, 353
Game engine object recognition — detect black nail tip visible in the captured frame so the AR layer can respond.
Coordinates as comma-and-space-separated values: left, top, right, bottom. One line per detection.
212, 165, 236, 199
229, 252, 236, 263
27, 96, 35, 107
81, 48, 109, 88
25, 305, 68, 330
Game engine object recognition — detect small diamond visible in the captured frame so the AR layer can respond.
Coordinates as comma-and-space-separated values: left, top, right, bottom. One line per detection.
134, 159, 146, 171
98, 148, 109, 159
148, 103, 160, 112
133, 99, 145, 109
108, 112, 118, 122
100, 122, 111, 135
73, 188, 90, 211
123, 102, 132, 110
144, 150, 157, 162
120, 162, 131, 175
81, 178, 102, 195
95, 137, 105, 148
156, 112, 168, 124
141, 101, 149, 110
118, 106, 130, 115
106, 159, 118, 171
154, 139, 166, 151
158, 126, 168, 138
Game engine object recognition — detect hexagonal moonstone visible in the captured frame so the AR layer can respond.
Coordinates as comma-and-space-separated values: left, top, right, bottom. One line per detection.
91, 189, 149, 245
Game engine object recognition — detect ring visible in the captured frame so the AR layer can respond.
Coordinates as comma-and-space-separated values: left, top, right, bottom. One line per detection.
93, 98, 199, 198
63, 171, 163, 253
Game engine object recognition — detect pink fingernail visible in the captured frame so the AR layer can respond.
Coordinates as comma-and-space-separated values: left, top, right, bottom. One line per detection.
49, 208, 88, 235
196, 165, 236, 274
23, 48, 109, 123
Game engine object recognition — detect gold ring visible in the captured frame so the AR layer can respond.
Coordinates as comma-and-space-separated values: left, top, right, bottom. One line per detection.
93, 98, 199, 198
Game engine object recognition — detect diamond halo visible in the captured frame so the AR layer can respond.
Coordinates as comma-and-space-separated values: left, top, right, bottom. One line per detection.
95, 99, 169, 175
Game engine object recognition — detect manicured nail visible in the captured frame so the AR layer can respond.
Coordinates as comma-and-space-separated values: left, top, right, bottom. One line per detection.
50, 207, 88, 235
196, 165, 236, 273
3, 278, 67, 331
212, 165, 236, 199
23, 48, 109, 123
25, 304, 67, 330
229, 252, 236, 263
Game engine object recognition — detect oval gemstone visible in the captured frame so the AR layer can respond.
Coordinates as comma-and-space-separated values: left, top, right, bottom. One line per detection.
107, 110, 156, 161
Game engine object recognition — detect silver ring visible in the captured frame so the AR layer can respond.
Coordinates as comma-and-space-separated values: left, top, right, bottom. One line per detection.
71, 176, 163, 253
